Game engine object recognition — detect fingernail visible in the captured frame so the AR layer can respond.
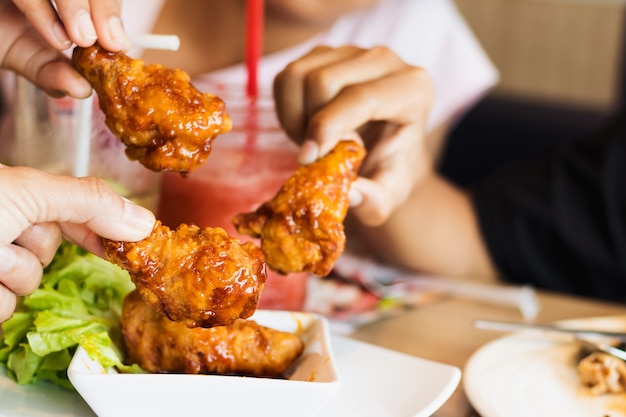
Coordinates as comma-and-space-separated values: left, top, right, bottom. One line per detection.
108, 16, 129, 50
77, 10, 98, 42
299, 140, 319, 165
0, 246, 16, 272
348, 188, 363, 207
70, 73, 94, 98
52, 21, 72, 49
122, 199, 156, 235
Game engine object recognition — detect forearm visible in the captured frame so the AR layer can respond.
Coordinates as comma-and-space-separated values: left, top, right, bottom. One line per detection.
356, 172, 499, 283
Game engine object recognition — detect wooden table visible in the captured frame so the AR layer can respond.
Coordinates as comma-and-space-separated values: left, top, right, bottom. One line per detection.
348, 286, 626, 417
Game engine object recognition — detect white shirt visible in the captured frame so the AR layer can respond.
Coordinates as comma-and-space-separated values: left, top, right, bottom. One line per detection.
122, 0, 499, 131
0, 0, 498, 164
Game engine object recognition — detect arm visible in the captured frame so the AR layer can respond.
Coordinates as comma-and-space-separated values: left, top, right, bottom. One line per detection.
367, 113, 626, 300
273, 45, 498, 281
355, 171, 499, 284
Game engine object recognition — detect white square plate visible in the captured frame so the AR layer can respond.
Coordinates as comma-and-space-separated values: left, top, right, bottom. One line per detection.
68, 310, 340, 417
0, 319, 461, 417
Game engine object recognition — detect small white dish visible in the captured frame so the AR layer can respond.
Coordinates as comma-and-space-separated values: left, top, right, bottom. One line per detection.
0, 330, 460, 417
465, 315, 626, 417
68, 310, 340, 417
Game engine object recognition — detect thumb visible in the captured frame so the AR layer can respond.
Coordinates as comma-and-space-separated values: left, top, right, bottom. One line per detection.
0, 167, 155, 245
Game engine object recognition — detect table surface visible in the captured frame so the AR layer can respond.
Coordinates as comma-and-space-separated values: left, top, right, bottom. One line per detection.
348, 285, 626, 417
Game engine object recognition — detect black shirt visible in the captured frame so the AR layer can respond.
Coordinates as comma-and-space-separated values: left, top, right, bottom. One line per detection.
471, 114, 626, 302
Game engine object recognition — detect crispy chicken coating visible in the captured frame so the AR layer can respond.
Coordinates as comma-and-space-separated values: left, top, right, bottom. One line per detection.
103, 221, 266, 328
233, 140, 366, 277
578, 351, 626, 395
121, 290, 304, 377
72, 44, 232, 175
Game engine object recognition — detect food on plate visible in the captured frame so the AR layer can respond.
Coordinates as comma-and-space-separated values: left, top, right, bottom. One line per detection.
103, 220, 266, 328
233, 140, 366, 277
578, 351, 626, 395
72, 44, 232, 175
121, 290, 304, 377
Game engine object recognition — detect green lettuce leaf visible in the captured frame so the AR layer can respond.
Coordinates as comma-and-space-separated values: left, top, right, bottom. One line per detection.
0, 240, 137, 389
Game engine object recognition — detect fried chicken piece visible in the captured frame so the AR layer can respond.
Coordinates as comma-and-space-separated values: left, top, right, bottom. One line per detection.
233, 140, 366, 277
578, 351, 626, 395
121, 290, 304, 377
103, 220, 266, 328
72, 44, 232, 175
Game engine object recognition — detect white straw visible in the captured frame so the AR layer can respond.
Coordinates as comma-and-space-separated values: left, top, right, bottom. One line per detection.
73, 95, 93, 177
128, 34, 181, 51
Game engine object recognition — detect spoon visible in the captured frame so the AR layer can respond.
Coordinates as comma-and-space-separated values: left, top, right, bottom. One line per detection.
473, 319, 626, 342
474, 318, 626, 360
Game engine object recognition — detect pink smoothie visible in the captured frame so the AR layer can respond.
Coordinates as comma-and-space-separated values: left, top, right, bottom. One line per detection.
157, 142, 309, 311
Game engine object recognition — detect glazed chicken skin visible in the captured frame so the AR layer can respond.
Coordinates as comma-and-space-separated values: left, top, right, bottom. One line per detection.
233, 140, 366, 277
121, 290, 304, 377
72, 44, 232, 175
103, 221, 266, 328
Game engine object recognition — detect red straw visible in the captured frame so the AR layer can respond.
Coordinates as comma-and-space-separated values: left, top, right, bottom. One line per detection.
245, 0, 264, 100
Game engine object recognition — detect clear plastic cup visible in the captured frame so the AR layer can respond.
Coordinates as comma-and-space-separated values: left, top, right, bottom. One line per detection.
156, 86, 309, 311
14, 77, 161, 210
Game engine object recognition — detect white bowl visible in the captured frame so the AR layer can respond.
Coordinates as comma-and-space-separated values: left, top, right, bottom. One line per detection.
68, 310, 340, 417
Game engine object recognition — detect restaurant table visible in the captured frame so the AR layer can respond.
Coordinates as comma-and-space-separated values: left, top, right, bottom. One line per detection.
348, 285, 626, 417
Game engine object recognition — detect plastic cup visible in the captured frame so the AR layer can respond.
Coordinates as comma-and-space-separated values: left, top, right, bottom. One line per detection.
14, 77, 161, 210
156, 86, 309, 311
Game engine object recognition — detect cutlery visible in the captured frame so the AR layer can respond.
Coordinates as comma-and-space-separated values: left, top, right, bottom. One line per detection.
576, 337, 626, 361
473, 319, 626, 342
474, 319, 626, 360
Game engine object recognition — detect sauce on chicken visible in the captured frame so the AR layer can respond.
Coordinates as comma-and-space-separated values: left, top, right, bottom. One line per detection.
72, 44, 232, 175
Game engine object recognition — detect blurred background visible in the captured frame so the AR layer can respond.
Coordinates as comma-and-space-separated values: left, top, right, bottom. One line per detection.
442, 0, 625, 187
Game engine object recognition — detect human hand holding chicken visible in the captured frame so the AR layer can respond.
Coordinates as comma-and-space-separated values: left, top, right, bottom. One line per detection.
1, 0, 127, 98
273, 45, 435, 226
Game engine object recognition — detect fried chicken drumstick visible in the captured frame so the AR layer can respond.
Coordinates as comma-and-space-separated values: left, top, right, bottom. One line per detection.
121, 290, 304, 377
233, 140, 366, 277
72, 44, 232, 175
103, 221, 266, 328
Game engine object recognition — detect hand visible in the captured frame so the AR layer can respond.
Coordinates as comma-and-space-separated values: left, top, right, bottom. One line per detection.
273, 45, 435, 226
0, 0, 127, 98
0, 166, 156, 322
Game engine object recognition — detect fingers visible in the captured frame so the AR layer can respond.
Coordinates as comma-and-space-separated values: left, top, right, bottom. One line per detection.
14, 222, 62, 267
4, 31, 92, 98
34, 59, 93, 98
0, 167, 155, 322
0, 167, 156, 246
306, 66, 434, 160
12, 0, 128, 51
0, 284, 17, 323
59, 222, 109, 259
348, 124, 429, 226
274, 45, 434, 161
57, 0, 128, 51
302, 47, 407, 121
274, 46, 364, 142
275, 45, 436, 226
7, 0, 71, 50
0, 244, 42, 297
0, 2, 91, 97
0, 243, 42, 323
